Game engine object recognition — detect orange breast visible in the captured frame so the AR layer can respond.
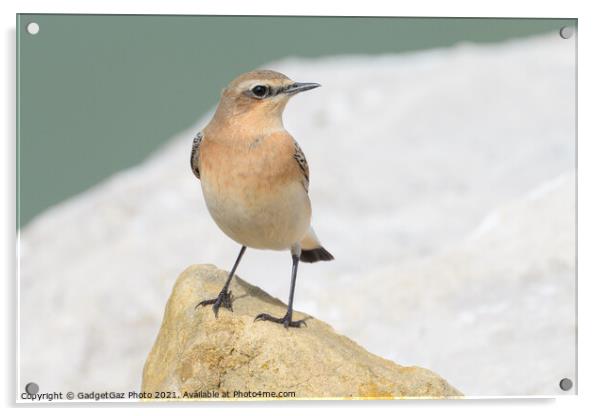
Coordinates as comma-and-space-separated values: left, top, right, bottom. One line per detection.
197, 130, 311, 249
199, 130, 302, 202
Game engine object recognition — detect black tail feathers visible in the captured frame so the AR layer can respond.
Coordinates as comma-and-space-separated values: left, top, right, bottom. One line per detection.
300, 246, 334, 263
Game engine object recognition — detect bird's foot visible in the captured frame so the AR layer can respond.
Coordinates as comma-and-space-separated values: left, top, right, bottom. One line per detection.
195, 290, 233, 318
254, 312, 307, 329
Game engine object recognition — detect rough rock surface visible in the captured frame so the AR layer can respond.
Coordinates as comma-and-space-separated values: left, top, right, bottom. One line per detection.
142, 265, 461, 399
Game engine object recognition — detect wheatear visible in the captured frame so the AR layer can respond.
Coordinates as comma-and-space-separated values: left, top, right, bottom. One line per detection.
190, 69, 334, 328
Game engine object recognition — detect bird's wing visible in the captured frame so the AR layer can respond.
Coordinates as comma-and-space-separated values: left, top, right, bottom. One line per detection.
190, 132, 203, 179
292, 139, 309, 192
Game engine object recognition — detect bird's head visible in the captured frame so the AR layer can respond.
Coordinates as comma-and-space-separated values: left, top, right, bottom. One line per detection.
213, 70, 320, 125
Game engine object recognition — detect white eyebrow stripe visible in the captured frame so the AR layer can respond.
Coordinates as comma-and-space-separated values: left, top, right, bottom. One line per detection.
238, 80, 267, 90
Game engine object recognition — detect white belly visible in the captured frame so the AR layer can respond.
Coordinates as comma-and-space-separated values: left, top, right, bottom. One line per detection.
201, 180, 311, 250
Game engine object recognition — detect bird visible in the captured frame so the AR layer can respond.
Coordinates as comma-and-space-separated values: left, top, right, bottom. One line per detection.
190, 69, 334, 328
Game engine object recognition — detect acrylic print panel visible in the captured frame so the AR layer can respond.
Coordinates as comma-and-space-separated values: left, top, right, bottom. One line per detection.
17, 15, 577, 401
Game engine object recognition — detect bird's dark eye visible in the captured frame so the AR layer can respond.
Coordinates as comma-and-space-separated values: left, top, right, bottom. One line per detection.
251, 85, 269, 98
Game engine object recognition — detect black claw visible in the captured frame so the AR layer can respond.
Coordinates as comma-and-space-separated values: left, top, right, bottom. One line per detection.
254, 312, 306, 329
195, 291, 233, 318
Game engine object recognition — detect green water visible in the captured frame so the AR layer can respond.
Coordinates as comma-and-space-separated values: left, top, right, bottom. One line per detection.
16, 15, 576, 228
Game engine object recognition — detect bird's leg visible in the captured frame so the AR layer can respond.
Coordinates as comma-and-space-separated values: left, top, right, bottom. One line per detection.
255, 247, 306, 329
196, 245, 246, 318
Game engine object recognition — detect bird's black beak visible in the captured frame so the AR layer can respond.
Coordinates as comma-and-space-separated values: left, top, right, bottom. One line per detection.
284, 82, 321, 95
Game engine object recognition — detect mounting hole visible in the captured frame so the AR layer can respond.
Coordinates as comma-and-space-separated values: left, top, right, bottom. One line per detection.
559, 26, 573, 39
26, 22, 40, 35
25, 382, 39, 395
559, 378, 573, 391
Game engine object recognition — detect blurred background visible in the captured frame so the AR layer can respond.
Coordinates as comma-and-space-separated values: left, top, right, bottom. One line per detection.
17, 15, 573, 228
18, 15, 576, 397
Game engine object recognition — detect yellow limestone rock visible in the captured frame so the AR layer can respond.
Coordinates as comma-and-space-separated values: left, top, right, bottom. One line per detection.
142, 265, 462, 399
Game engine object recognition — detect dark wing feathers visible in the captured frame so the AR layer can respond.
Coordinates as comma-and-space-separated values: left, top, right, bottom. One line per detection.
190, 132, 203, 179
293, 140, 309, 192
